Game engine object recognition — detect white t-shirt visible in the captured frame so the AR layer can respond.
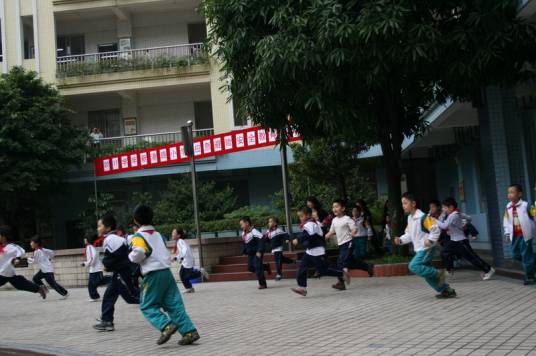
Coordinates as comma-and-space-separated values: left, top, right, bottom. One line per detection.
28, 248, 54, 273
84, 244, 103, 274
176, 239, 195, 269
0, 243, 25, 277
329, 215, 356, 245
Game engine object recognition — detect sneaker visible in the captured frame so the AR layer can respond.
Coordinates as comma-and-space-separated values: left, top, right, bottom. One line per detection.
275, 274, 282, 281
343, 268, 351, 285
258, 285, 267, 290
37, 286, 47, 300
157, 323, 178, 345
93, 321, 115, 332
178, 330, 200, 346
436, 288, 457, 299
59, 293, 69, 300
184, 288, 195, 294
482, 268, 495, 281
291, 287, 307, 296
88, 298, 100, 302
332, 281, 346, 291
368, 264, 375, 277
200, 268, 210, 281
523, 279, 535, 286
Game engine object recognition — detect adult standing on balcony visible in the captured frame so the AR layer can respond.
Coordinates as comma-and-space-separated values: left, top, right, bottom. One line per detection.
90, 128, 103, 147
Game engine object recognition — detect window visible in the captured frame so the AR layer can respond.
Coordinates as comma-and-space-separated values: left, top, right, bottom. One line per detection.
88, 110, 121, 138
57, 35, 85, 57
194, 101, 214, 130
22, 16, 34, 59
98, 43, 118, 53
187, 23, 207, 44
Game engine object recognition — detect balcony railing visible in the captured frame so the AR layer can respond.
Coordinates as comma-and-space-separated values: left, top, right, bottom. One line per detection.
57, 43, 208, 78
93, 128, 214, 157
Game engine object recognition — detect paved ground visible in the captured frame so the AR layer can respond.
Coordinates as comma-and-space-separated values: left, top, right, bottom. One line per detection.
1, 271, 536, 356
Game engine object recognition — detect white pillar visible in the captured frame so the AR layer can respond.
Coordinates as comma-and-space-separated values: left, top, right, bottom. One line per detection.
15, 0, 22, 65
31, 0, 39, 73
0, 0, 7, 72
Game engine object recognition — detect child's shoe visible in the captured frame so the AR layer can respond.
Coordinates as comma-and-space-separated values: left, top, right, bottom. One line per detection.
332, 281, 346, 291
258, 285, 267, 290
275, 274, 282, 281
178, 330, 200, 345
157, 323, 178, 345
37, 285, 47, 300
184, 288, 195, 294
200, 268, 210, 281
291, 287, 307, 296
523, 279, 535, 286
59, 292, 69, 300
88, 298, 100, 302
93, 321, 115, 332
482, 267, 495, 281
435, 288, 457, 299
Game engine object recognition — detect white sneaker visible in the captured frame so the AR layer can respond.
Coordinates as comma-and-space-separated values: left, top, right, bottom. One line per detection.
88, 298, 100, 302
482, 267, 495, 281
184, 288, 195, 294
200, 268, 210, 281
59, 293, 69, 300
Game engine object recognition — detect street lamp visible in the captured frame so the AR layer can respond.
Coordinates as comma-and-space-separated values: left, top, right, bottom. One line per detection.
181, 120, 204, 268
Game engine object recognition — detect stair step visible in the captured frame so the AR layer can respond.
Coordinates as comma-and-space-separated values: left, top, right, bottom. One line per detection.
212, 262, 298, 273
220, 252, 300, 265
208, 270, 298, 282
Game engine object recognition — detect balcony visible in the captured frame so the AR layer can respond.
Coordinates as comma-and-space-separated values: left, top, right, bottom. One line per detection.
57, 43, 207, 78
94, 128, 214, 157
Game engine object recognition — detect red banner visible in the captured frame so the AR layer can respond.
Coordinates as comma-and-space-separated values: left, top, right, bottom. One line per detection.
95, 126, 301, 177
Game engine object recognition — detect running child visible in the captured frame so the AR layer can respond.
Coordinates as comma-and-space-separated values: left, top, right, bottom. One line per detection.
93, 213, 139, 332
503, 184, 536, 285
29, 236, 69, 299
82, 234, 111, 302
240, 216, 271, 289
129, 205, 200, 346
394, 193, 456, 298
350, 204, 375, 276
0, 226, 47, 299
265, 217, 294, 281
172, 228, 208, 293
436, 197, 495, 281
291, 207, 344, 296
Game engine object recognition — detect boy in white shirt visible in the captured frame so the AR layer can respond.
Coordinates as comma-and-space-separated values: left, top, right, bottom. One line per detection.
29, 236, 69, 299
82, 234, 111, 302
394, 193, 456, 299
0, 226, 47, 299
172, 228, 208, 293
129, 205, 200, 346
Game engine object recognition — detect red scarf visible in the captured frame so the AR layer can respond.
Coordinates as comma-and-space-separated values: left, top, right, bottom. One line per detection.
0, 244, 4, 254
93, 236, 104, 247
300, 218, 316, 230
241, 228, 251, 241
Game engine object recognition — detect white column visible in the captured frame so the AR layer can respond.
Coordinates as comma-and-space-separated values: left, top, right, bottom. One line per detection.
15, 0, 22, 65
0, 0, 7, 72
31, 0, 39, 73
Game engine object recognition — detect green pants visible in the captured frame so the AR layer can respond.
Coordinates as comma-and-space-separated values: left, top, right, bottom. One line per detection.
408, 247, 448, 293
140, 269, 196, 334
511, 237, 535, 281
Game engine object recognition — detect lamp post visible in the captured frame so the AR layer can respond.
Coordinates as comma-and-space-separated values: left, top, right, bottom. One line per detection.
280, 144, 293, 251
182, 120, 204, 268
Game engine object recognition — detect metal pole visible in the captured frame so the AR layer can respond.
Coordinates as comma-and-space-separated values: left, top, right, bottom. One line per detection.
280, 144, 293, 251
187, 121, 204, 268
93, 164, 99, 219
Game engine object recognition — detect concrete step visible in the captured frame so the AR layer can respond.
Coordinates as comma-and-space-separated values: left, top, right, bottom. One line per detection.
220, 252, 300, 265
212, 261, 298, 273
208, 270, 298, 282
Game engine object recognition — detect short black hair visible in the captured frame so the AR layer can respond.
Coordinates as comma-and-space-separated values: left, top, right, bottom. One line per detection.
269, 216, 279, 224
306, 196, 321, 209
429, 199, 441, 208
509, 184, 523, 193
0, 226, 13, 241
31, 235, 43, 246
239, 216, 252, 225
402, 192, 416, 202
333, 199, 347, 208
100, 213, 117, 230
299, 206, 313, 216
175, 228, 185, 237
134, 205, 153, 226
442, 197, 458, 208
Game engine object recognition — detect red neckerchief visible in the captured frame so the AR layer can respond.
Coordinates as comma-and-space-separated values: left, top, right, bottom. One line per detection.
0, 244, 4, 254
264, 226, 276, 239
242, 228, 251, 241
93, 236, 104, 247
83, 243, 88, 257
33, 247, 43, 258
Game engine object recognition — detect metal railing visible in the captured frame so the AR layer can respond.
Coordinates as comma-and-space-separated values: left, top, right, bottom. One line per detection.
94, 128, 214, 156
57, 43, 207, 78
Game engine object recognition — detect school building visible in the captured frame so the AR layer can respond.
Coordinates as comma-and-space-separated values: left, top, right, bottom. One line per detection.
361, 1, 536, 267
0, 0, 286, 248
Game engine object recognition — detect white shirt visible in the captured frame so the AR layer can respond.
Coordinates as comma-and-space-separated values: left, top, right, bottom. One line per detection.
129, 225, 171, 275
28, 248, 54, 273
303, 221, 325, 256
242, 228, 263, 244
435, 211, 466, 241
399, 209, 441, 252
103, 233, 127, 253
0, 243, 25, 277
84, 244, 103, 273
503, 200, 536, 241
176, 239, 195, 269
329, 215, 356, 246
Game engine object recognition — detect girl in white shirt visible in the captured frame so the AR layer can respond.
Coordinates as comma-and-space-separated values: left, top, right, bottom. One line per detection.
172, 228, 208, 293
29, 236, 69, 299
82, 235, 111, 302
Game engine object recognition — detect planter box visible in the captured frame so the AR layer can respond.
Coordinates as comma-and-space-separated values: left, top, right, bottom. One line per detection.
348, 260, 443, 278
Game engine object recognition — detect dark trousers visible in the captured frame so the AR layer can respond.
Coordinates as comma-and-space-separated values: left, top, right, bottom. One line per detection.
0, 275, 40, 293
274, 251, 294, 276
101, 268, 140, 322
88, 271, 112, 299
441, 239, 491, 273
179, 266, 202, 289
247, 254, 269, 287
297, 254, 342, 288
33, 270, 68, 296
347, 238, 371, 272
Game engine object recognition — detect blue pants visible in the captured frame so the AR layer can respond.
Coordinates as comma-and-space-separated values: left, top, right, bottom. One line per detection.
247, 254, 269, 287
273, 251, 294, 276
140, 269, 196, 334
297, 254, 342, 288
101, 268, 139, 322
353, 236, 368, 260
33, 271, 68, 296
511, 237, 535, 280
179, 266, 202, 289
408, 248, 448, 293
0, 275, 40, 293
88, 272, 112, 300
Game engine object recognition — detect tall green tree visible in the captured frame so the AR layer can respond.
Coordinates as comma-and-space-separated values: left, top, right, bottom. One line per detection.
203, 0, 536, 234
0, 67, 87, 238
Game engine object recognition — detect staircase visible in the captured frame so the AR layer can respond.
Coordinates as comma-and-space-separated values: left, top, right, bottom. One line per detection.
208, 252, 301, 282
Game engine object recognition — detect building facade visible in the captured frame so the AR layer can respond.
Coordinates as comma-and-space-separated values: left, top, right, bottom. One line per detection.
0, 0, 286, 248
